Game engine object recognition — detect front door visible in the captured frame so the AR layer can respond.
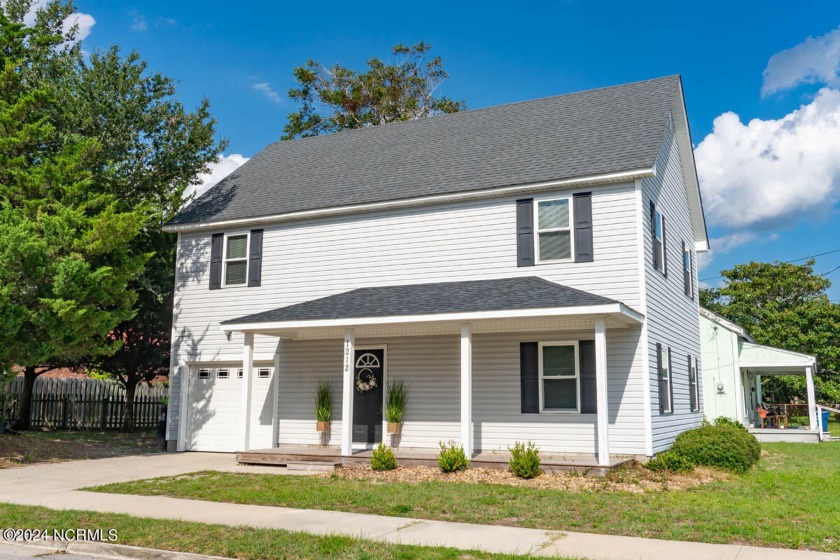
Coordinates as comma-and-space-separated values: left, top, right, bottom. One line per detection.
353, 349, 384, 445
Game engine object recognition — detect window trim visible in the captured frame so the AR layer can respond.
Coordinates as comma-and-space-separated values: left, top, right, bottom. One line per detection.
659, 345, 672, 414
534, 196, 575, 264
538, 340, 580, 413
221, 231, 250, 288
654, 208, 665, 274
197, 368, 210, 380
257, 368, 271, 379
689, 356, 700, 412
216, 368, 229, 379
237, 368, 244, 379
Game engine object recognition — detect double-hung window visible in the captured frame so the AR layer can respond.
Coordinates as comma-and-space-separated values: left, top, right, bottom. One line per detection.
653, 208, 665, 274
539, 342, 579, 411
658, 345, 672, 414
223, 233, 249, 286
683, 243, 693, 297
689, 356, 700, 412
536, 198, 573, 262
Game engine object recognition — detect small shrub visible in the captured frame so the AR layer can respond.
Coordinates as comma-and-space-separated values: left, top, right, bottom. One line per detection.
645, 451, 694, 473
437, 441, 469, 473
670, 423, 760, 473
508, 441, 542, 479
370, 442, 397, 471
713, 416, 748, 432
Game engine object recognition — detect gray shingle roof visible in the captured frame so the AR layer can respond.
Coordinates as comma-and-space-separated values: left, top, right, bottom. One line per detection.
171, 76, 680, 227
222, 277, 618, 325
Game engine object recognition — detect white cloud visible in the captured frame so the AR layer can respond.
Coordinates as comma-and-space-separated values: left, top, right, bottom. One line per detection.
762, 27, 840, 96
186, 153, 249, 200
22, 1, 95, 44
695, 87, 840, 230
252, 82, 283, 104
130, 14, 147, 32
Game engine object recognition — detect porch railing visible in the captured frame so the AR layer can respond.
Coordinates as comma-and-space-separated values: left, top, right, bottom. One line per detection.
816, 404, 840, 441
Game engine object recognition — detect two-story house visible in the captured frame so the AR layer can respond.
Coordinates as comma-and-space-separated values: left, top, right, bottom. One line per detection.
162, 75, 708, 467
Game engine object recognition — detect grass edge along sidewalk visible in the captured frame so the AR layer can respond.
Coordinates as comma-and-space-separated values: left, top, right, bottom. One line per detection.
88, 442, 840, 553
0, 503, 573, 560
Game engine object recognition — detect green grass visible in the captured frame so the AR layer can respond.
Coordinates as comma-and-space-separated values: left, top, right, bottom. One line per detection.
0, 503, 561, 560
91, 443, 840, 552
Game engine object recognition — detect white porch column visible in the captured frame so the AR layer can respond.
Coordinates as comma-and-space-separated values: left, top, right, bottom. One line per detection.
239, 332, 255, 451
460, 324, 473, 457
594, 317, 610, 467
341, 330, 355, 456
756, 375, 762, 404
805, 366, 818, 432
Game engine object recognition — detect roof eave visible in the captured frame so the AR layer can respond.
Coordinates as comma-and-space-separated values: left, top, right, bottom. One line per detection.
221, 302, 645, 333
163, 167, 655, 233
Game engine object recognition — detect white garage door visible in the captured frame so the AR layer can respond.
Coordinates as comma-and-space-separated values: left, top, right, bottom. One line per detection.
185, 365, 274, 452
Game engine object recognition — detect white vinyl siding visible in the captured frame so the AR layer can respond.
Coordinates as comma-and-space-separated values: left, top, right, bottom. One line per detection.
642, 125, 703, 453
167, 183, 640, 440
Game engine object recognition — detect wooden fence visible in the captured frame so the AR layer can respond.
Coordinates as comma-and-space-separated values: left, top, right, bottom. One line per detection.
0, 377, 168, 430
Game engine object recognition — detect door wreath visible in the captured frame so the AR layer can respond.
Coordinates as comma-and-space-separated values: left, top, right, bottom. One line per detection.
356, 368, 378, 392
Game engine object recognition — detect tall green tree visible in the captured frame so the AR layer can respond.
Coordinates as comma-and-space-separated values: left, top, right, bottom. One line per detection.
10, 1, 226, 431
283, 42, 465, 139
701, 260, 840, 403
0, 11, 148, 429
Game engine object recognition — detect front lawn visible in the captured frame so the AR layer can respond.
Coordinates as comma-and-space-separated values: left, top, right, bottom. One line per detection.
91, 443, 840, 552
0, 430, 160, 468
0, 503, 563, 560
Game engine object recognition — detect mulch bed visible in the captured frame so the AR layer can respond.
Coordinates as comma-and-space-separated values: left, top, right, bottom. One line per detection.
327, 462, 728, 492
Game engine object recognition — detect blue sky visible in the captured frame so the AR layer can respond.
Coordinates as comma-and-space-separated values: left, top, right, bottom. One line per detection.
72, 0, 840, 299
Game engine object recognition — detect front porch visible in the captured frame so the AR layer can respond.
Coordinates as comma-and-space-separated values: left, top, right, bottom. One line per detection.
237, 444, 631, 473
739, 342, 824, 443
221, 277, 647, 467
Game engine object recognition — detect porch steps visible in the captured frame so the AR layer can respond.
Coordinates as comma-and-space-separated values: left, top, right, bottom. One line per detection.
286, 460, 341, 472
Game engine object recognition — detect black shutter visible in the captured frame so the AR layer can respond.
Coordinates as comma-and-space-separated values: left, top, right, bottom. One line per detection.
209, 233, 223, 290
649, 201, 658, 270
573, 192, 593, 263
516, 199, 535, 267
661, 215, 667, 277
688, 354, 697, 412
657, 343, 665, 414
248, 229, 263, 287
682, 241, 689, 295
579, 340, 597, 414
520, 342, 539, 413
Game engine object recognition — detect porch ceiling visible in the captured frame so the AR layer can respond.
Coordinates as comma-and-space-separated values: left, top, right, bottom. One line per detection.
740, 342, 816, 374
221, 277, 643, 339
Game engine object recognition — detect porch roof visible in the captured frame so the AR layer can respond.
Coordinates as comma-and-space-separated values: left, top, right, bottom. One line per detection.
739, 342, 816, 375
221, 277, 643, 336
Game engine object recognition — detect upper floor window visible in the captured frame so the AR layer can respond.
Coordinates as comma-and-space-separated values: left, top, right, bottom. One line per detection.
539, 342, 579, 411
223, 234, 249, 286
683, 243, 693, 298
689, 356, 699, 412
536, 198, 573, 262
210, 230, 263, 290
650, 202, 665, 274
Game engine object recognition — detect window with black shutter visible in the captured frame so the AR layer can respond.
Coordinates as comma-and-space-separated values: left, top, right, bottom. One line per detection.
209, 230, 264, 289
657, 344, 672, 414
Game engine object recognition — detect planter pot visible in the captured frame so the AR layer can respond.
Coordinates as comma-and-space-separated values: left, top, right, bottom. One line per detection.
316, 421, 330, 432
387, 422, 401, 434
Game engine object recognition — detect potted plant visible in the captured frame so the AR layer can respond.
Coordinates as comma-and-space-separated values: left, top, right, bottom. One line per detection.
384, 380, 408, 434
316, 381, 332, 432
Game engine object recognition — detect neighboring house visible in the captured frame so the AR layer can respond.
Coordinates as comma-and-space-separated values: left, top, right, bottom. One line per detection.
162, 75, 709, 466
699, 308, 825, 443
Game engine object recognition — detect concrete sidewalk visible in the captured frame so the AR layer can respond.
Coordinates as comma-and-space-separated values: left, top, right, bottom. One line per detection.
1, 453, 837, 560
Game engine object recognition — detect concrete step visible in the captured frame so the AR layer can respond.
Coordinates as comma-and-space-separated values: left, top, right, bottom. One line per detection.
286, 460, 341, 472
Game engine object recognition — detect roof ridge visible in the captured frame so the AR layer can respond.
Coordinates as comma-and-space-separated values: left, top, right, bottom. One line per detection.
262, 75, 682, 147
